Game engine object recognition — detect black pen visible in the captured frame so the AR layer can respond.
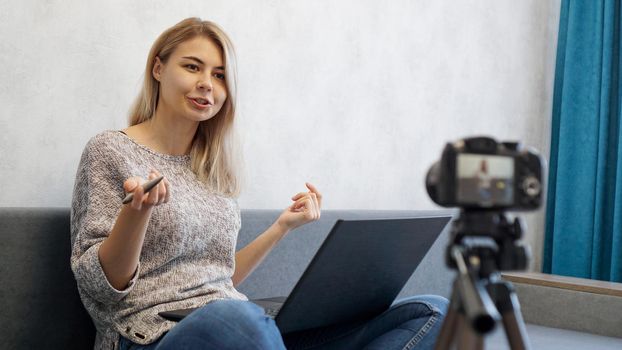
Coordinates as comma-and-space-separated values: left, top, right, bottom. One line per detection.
122, 175, 165, 204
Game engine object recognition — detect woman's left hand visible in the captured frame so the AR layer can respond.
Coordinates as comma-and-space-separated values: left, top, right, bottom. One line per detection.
276, 183, 322, 232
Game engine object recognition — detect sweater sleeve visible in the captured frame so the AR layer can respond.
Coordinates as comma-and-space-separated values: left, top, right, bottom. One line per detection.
70, 136, 140, 305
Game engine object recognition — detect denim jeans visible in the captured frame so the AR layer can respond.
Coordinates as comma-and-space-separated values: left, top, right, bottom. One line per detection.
118, 295, 448, 350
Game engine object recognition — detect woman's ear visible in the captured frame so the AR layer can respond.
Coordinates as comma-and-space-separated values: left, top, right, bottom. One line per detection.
152, 56, 163, 81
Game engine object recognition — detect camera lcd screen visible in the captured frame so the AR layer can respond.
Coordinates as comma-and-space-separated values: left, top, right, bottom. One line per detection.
456, 154, 514, 206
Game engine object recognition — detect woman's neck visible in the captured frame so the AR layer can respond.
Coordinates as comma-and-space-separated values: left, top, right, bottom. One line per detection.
131, 110, 199, 156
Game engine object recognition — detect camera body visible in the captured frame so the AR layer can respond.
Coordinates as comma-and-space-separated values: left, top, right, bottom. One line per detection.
426, 136, 543, 211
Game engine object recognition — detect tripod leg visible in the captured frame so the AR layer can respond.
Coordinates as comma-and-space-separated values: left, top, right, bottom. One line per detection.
489, 281, 531, 350
434, 292, 460, 350
434, 297, 484, 350
501, 311, 529, 350
456, 314, 484, 350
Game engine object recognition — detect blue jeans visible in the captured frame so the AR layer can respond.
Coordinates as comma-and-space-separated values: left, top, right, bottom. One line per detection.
118, 295, 447, 350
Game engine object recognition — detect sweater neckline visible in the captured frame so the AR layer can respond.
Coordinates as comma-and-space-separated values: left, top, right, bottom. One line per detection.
114, 130, 191, 162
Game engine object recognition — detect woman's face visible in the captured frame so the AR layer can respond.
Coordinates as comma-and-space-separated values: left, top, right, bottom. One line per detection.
153, 36, 228, 123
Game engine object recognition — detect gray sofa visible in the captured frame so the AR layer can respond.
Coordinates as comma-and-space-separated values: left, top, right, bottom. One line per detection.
0, 208, 454, 349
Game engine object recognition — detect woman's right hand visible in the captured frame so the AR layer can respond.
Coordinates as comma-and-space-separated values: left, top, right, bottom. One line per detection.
99, 169, 170, 289
123, 169, 171, 211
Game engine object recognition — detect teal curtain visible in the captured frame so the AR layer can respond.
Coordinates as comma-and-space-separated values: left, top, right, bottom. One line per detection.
544, 0, 622, 281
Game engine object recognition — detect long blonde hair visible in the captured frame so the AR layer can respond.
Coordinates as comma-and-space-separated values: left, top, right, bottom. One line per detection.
128, 18, 242, 197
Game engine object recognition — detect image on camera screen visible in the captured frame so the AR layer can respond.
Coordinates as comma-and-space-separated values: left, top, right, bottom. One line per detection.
456, 154, 514, 206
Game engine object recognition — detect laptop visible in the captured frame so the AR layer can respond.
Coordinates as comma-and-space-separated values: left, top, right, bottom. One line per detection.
159, 216, 451, 334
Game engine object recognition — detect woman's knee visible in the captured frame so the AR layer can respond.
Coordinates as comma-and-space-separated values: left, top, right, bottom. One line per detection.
191, 299, 276, 334
158, 299, 285, 349
196, 299, 264, 321
393, 294, 449, 316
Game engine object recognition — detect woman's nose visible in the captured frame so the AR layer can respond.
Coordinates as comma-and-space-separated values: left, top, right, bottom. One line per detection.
197, 77, 212, 91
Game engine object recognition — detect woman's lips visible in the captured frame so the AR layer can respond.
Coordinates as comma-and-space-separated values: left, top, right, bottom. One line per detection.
187, 97, 213, 109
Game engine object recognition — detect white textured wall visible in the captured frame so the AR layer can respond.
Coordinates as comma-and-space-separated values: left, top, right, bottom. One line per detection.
0, 0, 560, 270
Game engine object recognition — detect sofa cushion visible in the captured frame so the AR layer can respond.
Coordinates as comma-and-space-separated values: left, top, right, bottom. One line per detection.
0, 207, 95, 349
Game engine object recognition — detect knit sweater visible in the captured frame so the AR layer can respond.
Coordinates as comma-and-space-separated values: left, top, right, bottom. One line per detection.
70, 130, 247, 350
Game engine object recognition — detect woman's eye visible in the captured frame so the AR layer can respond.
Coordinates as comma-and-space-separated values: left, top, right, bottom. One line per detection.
214, 72, 226, 80
185, 64, 199, 71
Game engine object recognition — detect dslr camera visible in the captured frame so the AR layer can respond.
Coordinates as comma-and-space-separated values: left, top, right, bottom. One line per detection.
426, 136, 543, 211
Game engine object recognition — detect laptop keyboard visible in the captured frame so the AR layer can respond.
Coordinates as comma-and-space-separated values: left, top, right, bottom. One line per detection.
264, 306, 281, 318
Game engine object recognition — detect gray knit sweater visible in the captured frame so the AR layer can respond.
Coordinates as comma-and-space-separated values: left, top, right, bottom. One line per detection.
70, 130, 247, 350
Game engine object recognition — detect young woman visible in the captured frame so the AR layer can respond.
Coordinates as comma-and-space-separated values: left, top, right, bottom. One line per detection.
70, 17, 447, 350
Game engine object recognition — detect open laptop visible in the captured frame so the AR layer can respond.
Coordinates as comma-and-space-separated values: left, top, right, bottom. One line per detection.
159, 216, 451, 334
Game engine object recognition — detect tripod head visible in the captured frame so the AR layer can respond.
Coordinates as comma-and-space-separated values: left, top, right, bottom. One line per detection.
447, 209, 530, 277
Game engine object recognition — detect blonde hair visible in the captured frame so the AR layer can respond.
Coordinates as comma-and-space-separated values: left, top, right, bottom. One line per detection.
128, 17, 242, 197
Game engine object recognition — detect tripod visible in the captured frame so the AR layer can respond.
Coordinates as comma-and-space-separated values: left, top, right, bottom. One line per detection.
434, 211, 532, 350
